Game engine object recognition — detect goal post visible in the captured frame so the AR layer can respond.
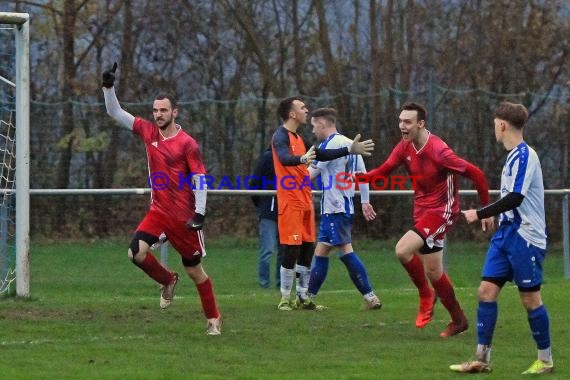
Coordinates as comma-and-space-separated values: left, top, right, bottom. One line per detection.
0, 12, 30, 297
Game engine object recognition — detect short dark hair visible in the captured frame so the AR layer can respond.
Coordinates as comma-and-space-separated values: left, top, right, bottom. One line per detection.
494, 101, 528, 129
155, 93, 178, 109
277, 96, 304, 121
401, 102, 427, 123
311, 107, 338, 124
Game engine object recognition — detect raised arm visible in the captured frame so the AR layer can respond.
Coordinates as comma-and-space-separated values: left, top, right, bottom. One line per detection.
272, 128, 315, 166
363, 145, 403, 180
313, 134, 375, 162
101, 63, 135, 130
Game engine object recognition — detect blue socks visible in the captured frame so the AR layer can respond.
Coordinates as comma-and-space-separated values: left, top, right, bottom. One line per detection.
308, 252, 373, 297
340, 252, 372, 295
477, 301, 498, 346
528, 305, 551, 350
478, 301, 551, 351
308, 256, 329, 296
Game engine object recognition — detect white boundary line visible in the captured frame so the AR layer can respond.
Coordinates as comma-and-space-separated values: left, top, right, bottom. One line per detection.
0, 334, 147, 346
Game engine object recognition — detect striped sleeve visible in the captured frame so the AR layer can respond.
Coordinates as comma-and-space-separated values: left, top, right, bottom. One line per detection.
510, 146, 530, 194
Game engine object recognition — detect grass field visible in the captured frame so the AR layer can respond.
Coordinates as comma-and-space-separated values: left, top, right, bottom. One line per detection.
0, 238, 568, 379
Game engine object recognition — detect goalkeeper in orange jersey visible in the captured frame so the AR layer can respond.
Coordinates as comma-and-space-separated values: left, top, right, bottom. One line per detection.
272, 96, 375, 311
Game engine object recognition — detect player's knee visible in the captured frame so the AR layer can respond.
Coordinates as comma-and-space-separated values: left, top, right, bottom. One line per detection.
281, 249, 298, 269
128, 239, 149, 263
128, 238, 140, 261
298, 242, 314, 267
127, 248, 135, 261
477, 279, 503, 301
394, 243, 410, 262
477, 286, 495, 302
128, 231, 158, 262
184, 262, 207, 283
424, 266, 441, 281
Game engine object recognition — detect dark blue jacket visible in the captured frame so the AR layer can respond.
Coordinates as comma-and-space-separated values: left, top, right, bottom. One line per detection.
250, 148, 278, 221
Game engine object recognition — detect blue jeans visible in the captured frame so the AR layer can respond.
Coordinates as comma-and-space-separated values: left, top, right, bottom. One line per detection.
258, 218, 283, 288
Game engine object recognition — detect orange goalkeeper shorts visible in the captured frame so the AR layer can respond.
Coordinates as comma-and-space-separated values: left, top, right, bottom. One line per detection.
278, 203, 315, 245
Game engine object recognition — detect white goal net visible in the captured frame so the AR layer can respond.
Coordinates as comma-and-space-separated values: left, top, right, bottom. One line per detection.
0, 111, 16, 294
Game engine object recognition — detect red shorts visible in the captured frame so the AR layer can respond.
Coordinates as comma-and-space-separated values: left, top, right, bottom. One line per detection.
413, 209, 458, 250
137, 209, 206, 260
278, 203, 315, 245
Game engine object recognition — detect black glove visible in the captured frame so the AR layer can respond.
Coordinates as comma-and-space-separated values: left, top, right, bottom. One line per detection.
102, 62, 118, 88
186, 213, 205, 230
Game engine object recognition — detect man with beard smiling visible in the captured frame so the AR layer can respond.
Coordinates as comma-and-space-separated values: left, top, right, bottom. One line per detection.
358, 102, 493, 338
101, 63, 222, 335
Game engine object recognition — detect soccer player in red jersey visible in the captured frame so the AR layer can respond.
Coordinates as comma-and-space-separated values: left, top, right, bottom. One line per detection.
101, 63, 221, 335
360, 102, 494, 337
272, 96, 375, 311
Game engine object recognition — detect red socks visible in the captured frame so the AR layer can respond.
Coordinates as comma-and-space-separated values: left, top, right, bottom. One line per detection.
137, 253, 174, 285
196, 277, 220, 319
137, 254, 220, 319
402, 254, 432, 298
402, 255, 465, 322
432, 272, 464, 322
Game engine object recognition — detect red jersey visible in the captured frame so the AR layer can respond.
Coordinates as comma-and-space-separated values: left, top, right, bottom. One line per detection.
366, 132, 489, 216
133, 117, 206, 221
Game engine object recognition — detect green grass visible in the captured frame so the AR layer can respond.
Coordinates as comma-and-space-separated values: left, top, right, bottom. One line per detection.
0, 238, 568, 379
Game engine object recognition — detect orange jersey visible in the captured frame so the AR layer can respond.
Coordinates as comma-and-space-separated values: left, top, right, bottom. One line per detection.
271, 126, 312, 209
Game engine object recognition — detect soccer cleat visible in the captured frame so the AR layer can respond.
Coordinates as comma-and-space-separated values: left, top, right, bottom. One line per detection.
415, 289, 436, 328
440, 316, 469, 338
449, 360, 492, 373
521, 359, 554, 375
364, 294, 383, 310
159, 272, 179, 309
296, 296, 327, 311
277, 298, 294, 311
206, 317, 222, 336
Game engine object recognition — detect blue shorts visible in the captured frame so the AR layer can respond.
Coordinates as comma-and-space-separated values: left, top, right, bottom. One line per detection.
318, 213, 353, 246
482, 223, 546, 289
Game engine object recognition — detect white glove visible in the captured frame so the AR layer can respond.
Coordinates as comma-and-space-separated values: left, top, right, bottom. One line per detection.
349, 134, 374, 156
300, 145, 316, 164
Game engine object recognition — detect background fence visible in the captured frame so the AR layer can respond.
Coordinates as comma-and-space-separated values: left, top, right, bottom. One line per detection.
30, 189, 568, 246
1, 0, 567, 243
27, 91, 568, 243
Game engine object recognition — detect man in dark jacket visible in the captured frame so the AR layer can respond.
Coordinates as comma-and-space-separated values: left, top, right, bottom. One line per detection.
250, 147, 283, 288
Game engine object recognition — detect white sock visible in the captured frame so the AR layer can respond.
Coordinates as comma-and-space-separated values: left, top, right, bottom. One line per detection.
295, 264, 310, 300
476, 344, 491, 363
280, 266, 294, 299
538, 347, 552, 363
363, 291, 376, 302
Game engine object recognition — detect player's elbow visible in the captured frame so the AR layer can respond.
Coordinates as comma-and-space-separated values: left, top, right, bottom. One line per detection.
105, 105, 119, 119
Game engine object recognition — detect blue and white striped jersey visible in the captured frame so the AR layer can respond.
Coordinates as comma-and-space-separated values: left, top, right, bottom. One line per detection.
314, 133, 369, 215
499, 141, 547, 249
